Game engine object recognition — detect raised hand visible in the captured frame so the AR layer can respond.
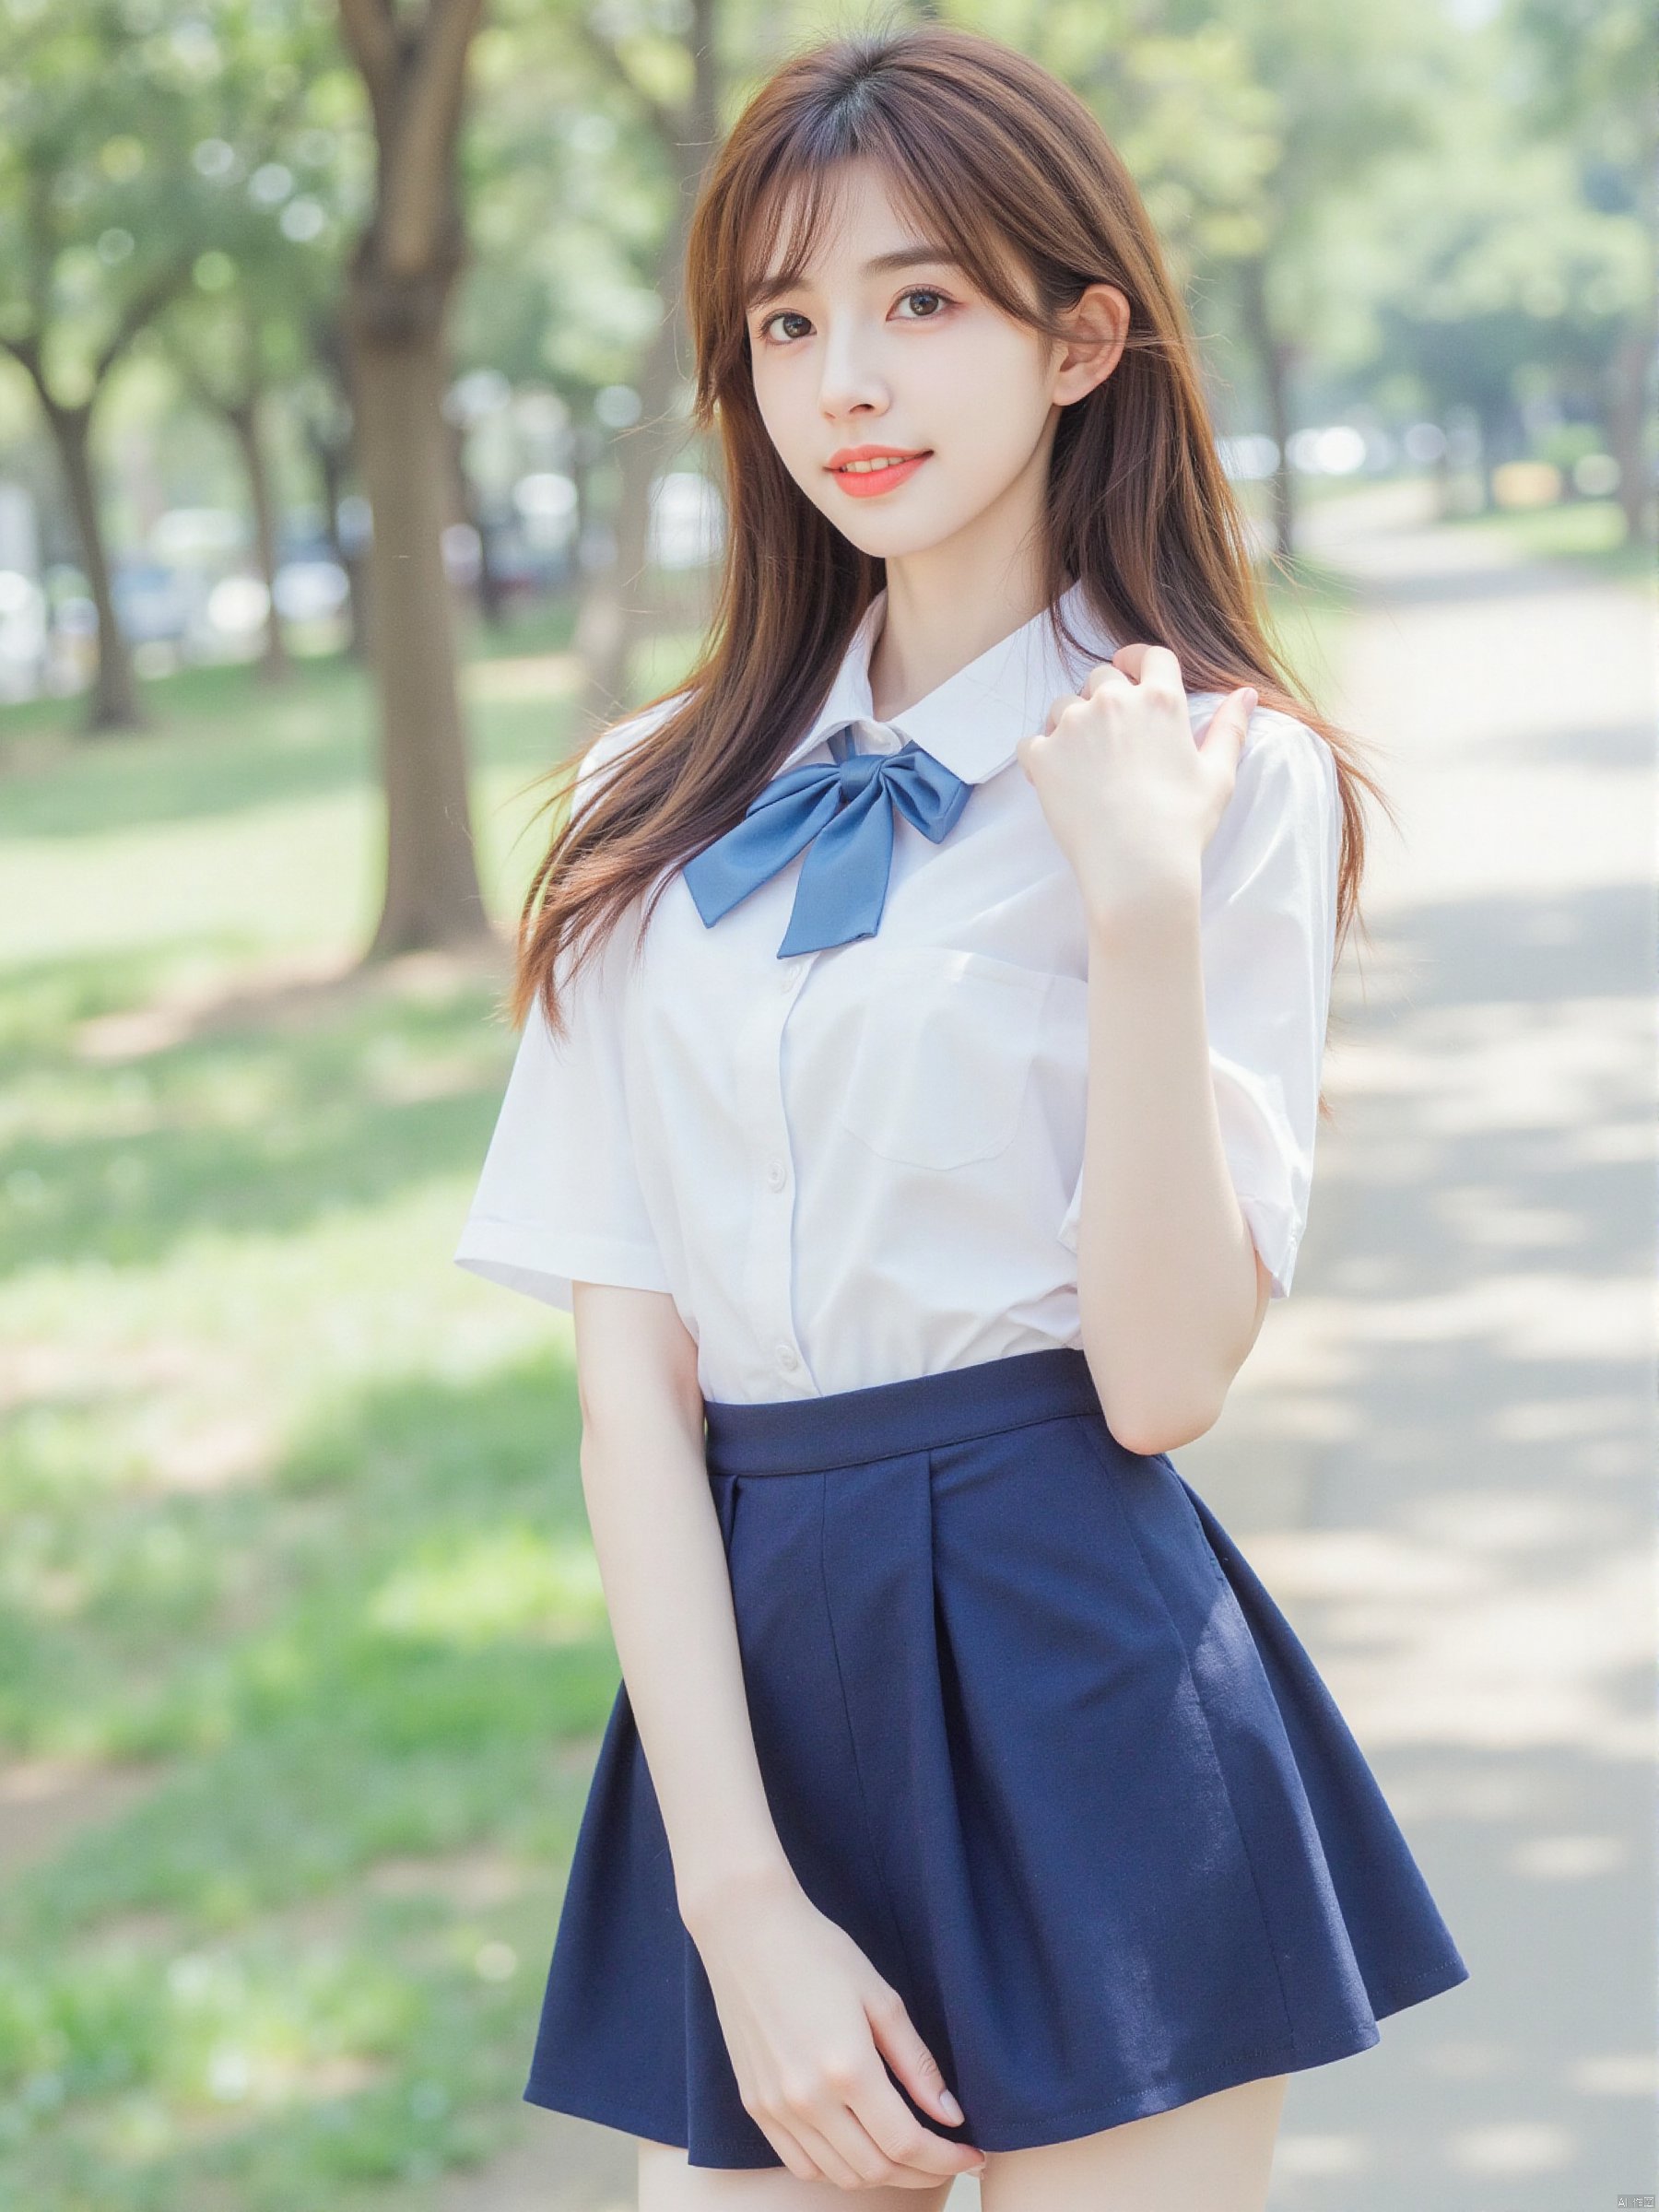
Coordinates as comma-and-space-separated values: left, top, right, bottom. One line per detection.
1017, 641, 1256, 934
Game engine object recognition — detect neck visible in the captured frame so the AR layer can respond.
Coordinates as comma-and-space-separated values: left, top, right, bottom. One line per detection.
867, 471, 1055, 722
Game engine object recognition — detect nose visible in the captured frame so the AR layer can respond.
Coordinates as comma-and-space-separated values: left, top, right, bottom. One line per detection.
817, 314, 889, 421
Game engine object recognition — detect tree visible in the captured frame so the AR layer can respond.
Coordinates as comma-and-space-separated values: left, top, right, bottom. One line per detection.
335, 0, 491, 958
294, 307, 370, 660
1108, 0, 1442, 559
1509, 0, 1657, 543
0, 0, 361, 729
161, 289, 299, 685
0, 0, 212, 729
153, 14, 359, 686
560, 0, 724, 728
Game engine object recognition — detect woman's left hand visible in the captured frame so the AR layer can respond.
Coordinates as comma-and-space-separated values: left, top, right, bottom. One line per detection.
1016, 643, 1256, 935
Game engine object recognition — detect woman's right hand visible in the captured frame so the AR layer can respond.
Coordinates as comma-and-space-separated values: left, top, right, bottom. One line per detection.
688, 1869, 987, 2189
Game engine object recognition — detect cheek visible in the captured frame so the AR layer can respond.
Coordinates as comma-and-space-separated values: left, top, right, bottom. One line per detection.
927, 368, 1052, 507
751, 368, 816, 472
936, 333, 1051, 444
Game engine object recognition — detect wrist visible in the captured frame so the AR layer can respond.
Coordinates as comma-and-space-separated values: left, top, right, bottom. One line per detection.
1084, 866, 1203, 952
677, 1848, 800, 1939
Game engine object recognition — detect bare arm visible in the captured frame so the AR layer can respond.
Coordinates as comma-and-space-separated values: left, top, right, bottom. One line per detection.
1018, 650, 1271, 1453
570, 1279, 792, 1925
567, 1279, 986, 2188
1072, 893, 1272, 1456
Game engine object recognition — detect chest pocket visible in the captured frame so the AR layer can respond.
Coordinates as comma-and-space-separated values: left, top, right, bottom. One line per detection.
835, 946, 1053, 1171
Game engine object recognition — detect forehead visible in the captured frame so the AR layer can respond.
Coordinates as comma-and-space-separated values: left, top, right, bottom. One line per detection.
751, 159, 939, 284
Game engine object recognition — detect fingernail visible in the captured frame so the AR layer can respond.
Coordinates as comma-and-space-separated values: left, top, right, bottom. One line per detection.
940, 2089, 963, 2122
1239, 686, 1258, 710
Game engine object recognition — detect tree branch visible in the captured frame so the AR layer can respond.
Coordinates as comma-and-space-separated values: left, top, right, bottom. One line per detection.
25, 168, 57, 333
0, 332, 47, 401
569, 7, 686, 152
93, 265, 194, 386
381, 0, 487, 276
164, 330, 235, 421
335, 0, 400, 102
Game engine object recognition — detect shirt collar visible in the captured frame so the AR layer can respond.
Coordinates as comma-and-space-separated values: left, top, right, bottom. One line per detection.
773, 575, 1119, 786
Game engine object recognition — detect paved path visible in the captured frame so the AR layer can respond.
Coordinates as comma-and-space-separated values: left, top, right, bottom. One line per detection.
1188, 480, 1657, 2208
450, 484, 1658, 2210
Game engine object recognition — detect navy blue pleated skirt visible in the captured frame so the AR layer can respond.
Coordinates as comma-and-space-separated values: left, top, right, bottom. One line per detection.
524, 1346, 1469, 2167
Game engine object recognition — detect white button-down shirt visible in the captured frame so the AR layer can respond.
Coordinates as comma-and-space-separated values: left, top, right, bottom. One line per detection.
453, 577, 1342, 1404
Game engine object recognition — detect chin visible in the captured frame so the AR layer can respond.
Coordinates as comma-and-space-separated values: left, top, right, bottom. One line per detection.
824, 511, 960, 559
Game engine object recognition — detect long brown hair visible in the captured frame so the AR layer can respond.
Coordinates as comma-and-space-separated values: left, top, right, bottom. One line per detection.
510, 20, 1387, 1084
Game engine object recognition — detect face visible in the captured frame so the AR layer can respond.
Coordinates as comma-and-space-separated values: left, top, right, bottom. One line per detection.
745, 159, 1124, 564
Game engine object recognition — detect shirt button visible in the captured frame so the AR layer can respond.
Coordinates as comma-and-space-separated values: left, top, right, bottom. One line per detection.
777, 967, 795, 994
766, 1159, 786, 1190
776, 1344, 800, 1372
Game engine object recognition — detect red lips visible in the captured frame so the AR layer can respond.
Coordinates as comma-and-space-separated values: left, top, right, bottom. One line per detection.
826, 447, 933, 497
825, 443, 930, 470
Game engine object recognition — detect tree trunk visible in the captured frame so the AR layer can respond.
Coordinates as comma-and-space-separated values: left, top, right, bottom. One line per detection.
446, 410, 508, 628
335, 0, 490, 959
229, 389, 291, 686
1236, 254, 1297, 564
571, 268, 689, 732
48, 398, 143, 733
1605, 318, 1656, 547
305, 311, 369, 658
571, 0, 722, 731
347, 278, 489, 957
1475, 399, 1507, 513
312, 429, 370, 659
1606, 64, 1658, 547
567, 421, 597, 598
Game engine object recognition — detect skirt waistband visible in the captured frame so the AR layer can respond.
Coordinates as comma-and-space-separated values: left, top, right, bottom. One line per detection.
701, 1346, 1101, 1477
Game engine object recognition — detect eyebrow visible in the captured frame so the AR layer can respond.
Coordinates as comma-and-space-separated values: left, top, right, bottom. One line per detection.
745, 245, 964, 314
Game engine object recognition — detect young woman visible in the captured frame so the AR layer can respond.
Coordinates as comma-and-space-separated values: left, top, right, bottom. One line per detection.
454, 22, 1469, 2208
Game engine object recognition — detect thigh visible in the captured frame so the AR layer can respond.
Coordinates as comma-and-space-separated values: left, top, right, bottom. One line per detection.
979, 2073, 1289, 2212
638, 2136, 959, 2208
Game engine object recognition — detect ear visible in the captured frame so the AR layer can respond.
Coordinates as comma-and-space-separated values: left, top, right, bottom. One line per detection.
1053, 283, 1131, 406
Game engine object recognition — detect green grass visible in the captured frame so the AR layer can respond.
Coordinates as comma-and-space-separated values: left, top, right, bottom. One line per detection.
1443, 492, 1656, 588
0, 597, 642, 2209
0, 563, 1348, 2208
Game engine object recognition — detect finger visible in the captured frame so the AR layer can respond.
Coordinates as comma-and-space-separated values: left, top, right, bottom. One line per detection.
1111, 640, 1182, 684
1115, 641, 1183, 694
1200, 685, 1257, 774
783, 2110, 866, 2190
1081, 658, 1134, 699
865, 1987, 975, 2142
1043, 689, 1082, 735
815, 2098, 929, 2189
758, 2120, 824, 2183
858, 2088, 986, 2179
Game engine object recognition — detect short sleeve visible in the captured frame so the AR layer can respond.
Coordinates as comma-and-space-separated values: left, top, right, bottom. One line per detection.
1058, 704, 1342, 1300
452, 700, 686, 1314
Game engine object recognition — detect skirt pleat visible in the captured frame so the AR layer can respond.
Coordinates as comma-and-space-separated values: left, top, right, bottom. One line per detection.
524, 1347, 1469, 2168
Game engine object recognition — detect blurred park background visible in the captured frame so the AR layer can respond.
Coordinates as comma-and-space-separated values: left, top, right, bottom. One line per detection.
0, 1, 1653, 2208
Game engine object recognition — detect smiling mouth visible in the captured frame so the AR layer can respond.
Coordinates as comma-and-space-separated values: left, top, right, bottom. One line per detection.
830, 453, 931, 476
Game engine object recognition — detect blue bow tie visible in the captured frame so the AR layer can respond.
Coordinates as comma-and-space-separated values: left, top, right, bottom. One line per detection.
680, 722, 972, 956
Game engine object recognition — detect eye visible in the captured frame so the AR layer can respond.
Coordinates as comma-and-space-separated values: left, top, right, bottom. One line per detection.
755, 309, 812, 346
753, 287, 956, 347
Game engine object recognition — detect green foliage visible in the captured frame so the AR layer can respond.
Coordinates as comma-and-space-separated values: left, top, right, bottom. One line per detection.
0, 0, 342, 406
